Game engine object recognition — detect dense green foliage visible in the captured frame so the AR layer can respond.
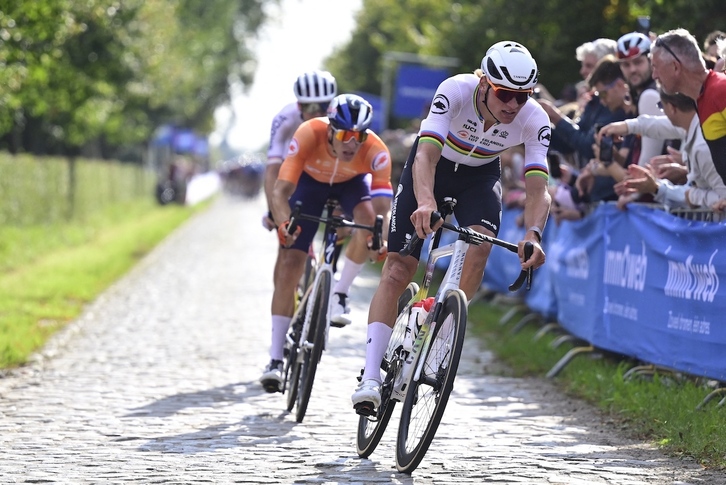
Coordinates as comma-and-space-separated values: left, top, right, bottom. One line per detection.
0, 0, 274, 156
327, 0, 726, 128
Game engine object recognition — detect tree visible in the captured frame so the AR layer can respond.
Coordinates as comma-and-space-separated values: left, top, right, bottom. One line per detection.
326, 0, 726, 129
0, 0, 276, 157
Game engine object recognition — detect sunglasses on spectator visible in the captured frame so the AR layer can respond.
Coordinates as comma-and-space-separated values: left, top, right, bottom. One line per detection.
331, 127, 368, 143
486, 78, 532, 105
300, 102, 328, 115
655, 37, 682, 64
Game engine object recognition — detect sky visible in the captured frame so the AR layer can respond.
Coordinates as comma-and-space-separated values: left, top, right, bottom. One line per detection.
212, 0, 363, 154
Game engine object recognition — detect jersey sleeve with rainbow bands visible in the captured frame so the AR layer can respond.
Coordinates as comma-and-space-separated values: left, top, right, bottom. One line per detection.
697, 71, 726, 185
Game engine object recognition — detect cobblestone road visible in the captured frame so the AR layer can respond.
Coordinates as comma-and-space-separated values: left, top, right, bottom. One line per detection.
0, 195, 722, 484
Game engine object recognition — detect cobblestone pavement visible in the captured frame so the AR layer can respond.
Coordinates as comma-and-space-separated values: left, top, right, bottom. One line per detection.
0, 195, 722, 484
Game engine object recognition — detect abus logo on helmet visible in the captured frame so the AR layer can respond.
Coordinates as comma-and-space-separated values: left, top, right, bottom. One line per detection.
664, 251, 719, 302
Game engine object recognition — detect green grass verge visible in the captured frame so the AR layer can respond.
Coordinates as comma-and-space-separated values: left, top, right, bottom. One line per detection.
467, 298, 726, 470
0, 199, 206, 368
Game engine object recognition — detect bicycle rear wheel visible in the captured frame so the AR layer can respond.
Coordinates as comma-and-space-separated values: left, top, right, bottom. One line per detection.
294, 271, 331, 423
356, 282, 419, 458
395, 289, 467, 474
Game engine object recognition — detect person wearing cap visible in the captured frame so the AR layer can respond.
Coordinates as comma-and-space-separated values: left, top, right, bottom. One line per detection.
259, 94, 393, 393
351, 41, 551, 415
616, 32, 672, 167
262, 70, 338, 231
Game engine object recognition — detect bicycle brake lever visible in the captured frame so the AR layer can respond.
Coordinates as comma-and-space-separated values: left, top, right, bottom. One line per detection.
399, 211, 442, 257
371, 215, 383, 251
288, 201, 302, 235
508, 241, 534, 292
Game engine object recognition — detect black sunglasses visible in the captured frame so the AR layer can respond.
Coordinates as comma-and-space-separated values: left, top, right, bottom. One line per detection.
655, 37, 682, 64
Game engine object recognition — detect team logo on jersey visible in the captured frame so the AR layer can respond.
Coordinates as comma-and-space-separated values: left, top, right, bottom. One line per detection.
498, 130, 509, 139
458, 130, 469, 138
537, 126, 551, 147
287, 138, 300, 157
371, 152, 390, 171
431, 94, 450, 114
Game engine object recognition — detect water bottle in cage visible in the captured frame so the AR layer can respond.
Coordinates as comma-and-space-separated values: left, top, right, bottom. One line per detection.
403, 297, 435, 353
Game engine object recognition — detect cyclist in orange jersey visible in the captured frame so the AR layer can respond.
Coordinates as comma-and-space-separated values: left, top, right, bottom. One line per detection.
259, 94, 393, 392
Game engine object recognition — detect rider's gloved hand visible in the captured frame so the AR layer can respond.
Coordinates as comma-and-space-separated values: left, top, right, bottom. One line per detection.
367, 235, 388, 263
262, 211, 276, 231
277, 221, 301, 247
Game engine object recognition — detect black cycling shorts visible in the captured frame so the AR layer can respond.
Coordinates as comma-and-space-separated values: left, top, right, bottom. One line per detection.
286, 171, 370, 252
388, 137, 502, 259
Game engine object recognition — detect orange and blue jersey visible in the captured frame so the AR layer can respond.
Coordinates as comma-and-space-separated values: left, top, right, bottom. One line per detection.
278, 118, 393, 198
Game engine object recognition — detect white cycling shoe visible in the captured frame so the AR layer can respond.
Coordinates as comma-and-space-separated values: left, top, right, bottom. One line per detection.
331, 293, 352, 327
352, 378, 381, 416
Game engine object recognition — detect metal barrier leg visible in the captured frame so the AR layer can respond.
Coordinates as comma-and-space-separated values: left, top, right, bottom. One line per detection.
498, 304, 528, 326
510, 312, 542, 334
696, 387, 726, 411
550, 334, 588, 349
546, 345, 595, 379
533, 322, 561, 342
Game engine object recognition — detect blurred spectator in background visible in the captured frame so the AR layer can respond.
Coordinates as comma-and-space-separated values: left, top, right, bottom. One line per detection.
703, 30, 725, 59
601, 89, 726, 212
572, 55, 637, 208
651, 29, 726, 192
616, 32, 676, 167
714, 38, 726, 73
262, 70, 337, 230
537, 38, 618, 169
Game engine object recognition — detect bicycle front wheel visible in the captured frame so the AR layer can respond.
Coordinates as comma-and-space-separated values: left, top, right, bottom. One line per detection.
356, 282, 419, 458
294, 271, 331, 423
395, 289, 467, 474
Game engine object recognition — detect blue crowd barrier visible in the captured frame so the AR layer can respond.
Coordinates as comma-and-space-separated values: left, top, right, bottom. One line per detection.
484, 203, 726, 381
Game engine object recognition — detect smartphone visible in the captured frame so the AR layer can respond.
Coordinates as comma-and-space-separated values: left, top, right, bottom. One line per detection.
636, 16, 651, 35
599, 135, 614, 164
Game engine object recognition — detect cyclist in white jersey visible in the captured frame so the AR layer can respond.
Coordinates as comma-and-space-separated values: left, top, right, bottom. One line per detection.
262, 70, 337, 230
352, 41, 552, 413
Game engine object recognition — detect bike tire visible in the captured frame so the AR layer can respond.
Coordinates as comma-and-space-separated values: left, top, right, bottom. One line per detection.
356, 282, 419, 458
294, 271, 331, 423
395, 289, 467, 474
285, 288, 311, 411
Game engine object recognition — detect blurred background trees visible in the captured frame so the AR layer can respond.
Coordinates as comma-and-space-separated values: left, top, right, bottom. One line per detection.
0, 0, 271, 159
1, 0, 723, 158
327, 0, 725, 129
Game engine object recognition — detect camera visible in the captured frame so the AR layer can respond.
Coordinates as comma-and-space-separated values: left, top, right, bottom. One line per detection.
636, 16, 651, 35
599, 135, 614, 165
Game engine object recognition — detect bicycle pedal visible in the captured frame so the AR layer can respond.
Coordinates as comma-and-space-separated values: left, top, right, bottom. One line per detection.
354, 402, 376, 417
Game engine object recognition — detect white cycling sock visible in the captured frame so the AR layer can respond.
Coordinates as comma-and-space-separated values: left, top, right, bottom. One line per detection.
333, 257, 364, 296
362, 321, 394, 383
270, 315, 292, 361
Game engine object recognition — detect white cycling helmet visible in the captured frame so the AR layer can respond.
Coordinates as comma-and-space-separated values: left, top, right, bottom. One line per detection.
617, 32, 651, 60
293, 70, 337, 103
481, 41, 539, 90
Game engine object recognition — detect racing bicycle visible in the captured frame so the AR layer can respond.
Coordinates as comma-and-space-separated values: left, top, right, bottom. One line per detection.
283, 199, 383, 423
356, 198, 533, 473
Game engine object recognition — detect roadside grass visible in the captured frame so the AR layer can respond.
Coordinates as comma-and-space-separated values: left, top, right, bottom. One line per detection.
0, 199, 205, 368
467, 298, 726, 470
